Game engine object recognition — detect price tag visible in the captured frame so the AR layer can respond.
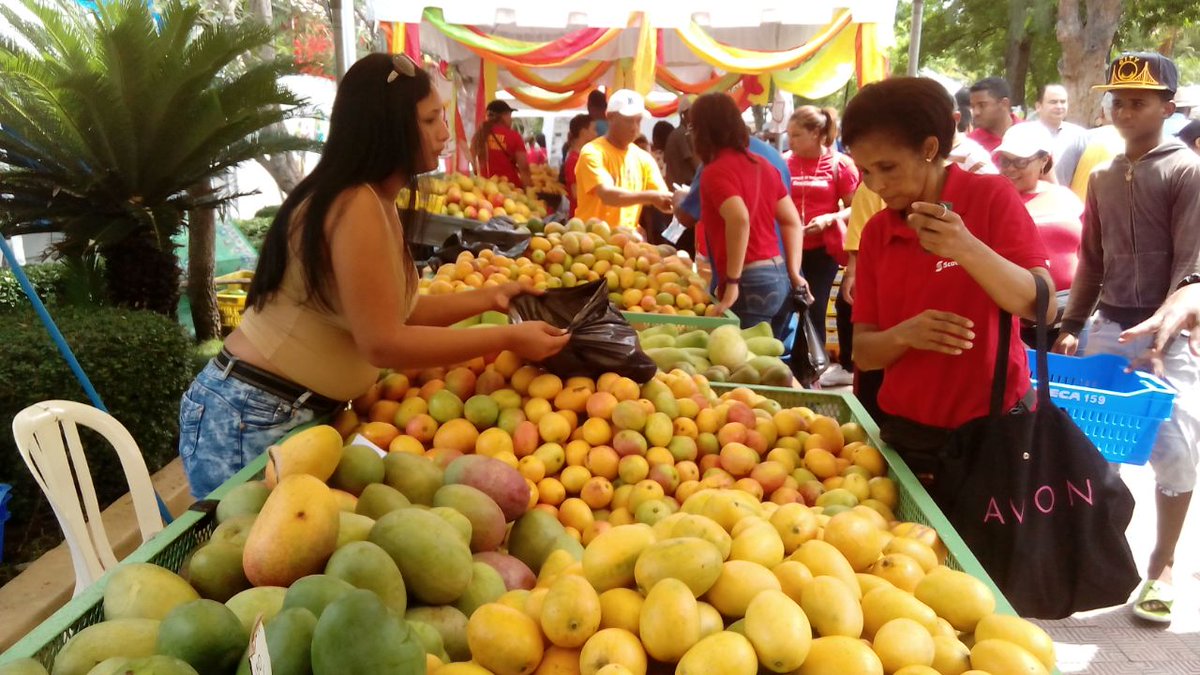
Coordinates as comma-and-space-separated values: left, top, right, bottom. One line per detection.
349, 434, 388, 458
247, 614, 272, 675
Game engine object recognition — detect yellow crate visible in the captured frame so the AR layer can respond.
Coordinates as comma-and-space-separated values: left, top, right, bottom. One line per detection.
217, 292, 247, 329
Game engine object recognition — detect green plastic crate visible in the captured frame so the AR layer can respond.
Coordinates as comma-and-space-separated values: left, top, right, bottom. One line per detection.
621, 308, 740, 330
709, 383, 1018, 618
0, 453, 270, 669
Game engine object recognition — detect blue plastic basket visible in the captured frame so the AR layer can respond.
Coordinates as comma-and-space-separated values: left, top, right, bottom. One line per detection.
1028, 350, 1177, 465
0, 483, 11, 564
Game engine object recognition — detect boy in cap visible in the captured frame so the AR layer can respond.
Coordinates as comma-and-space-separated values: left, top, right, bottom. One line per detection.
1055, 52, 1200, 623
574, 89, 673, 232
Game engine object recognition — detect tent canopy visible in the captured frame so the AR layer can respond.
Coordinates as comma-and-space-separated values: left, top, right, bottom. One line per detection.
371, 2, 897, 30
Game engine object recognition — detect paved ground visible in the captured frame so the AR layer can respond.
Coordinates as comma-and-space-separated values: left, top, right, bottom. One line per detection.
1034, 463, 1200, 674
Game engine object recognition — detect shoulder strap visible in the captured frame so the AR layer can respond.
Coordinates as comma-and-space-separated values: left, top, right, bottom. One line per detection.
362, 184, 395, 223
989, 274, 1050, 415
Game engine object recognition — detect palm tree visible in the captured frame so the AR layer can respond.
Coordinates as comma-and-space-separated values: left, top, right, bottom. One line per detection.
0, 0, 318, 318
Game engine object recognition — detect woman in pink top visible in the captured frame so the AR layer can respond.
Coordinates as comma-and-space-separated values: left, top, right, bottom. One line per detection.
993, 122, 1083, 344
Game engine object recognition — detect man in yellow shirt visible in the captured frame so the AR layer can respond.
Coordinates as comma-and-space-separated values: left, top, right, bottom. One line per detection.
574, 90, 672, 231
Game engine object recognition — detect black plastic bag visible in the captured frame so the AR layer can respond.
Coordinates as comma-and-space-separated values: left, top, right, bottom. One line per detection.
788, 289, 829, 387
509, 280, 658, 383
428, 216, 532, 266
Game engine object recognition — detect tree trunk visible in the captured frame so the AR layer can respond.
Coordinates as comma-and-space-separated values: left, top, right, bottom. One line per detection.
1057, 0, 1124, 126
1005, 0, 1032, 109
249, 0, 304, 197
187, 181, 222, 341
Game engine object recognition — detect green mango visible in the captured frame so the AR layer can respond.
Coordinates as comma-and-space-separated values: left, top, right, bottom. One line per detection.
745, 336, 785, 358
310, 590, 424, 675
740, 322, 775, 340
644, 347, 688, 372
640, 334, 676, 349
674, 330, 710, 349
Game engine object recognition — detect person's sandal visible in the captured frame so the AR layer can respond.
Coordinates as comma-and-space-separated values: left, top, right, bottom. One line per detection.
1132, 579, 1174, 623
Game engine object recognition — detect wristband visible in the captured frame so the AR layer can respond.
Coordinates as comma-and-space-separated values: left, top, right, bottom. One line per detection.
725, 277, 741, 285
1178, 273, 1200, 290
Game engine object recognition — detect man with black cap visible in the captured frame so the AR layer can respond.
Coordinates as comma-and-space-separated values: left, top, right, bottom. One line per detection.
1054, 52, 1200, 625
470, 99, 530, 188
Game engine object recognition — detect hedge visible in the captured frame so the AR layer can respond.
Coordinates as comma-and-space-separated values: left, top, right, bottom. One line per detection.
0, 306, 195, 574
0, 263, 68, 313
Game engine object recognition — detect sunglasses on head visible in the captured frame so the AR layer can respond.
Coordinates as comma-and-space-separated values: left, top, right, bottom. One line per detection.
387, 53, 418, 83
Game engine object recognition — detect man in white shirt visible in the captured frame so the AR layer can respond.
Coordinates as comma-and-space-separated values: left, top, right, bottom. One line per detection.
1035, 83, 1088, 185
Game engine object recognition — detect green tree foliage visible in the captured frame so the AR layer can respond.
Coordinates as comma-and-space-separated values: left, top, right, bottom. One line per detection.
893, 0, 1200, 115
0, 0, 317, 315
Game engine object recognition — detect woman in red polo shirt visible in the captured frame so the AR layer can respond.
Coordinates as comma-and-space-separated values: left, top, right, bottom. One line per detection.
842, 77, 1056, 486
691, 93, 809, 339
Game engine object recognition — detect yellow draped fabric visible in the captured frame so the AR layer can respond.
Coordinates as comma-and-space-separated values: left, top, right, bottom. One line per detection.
772, 25, 858, 99
675, 10, 853, 74
630, 19, 656, 95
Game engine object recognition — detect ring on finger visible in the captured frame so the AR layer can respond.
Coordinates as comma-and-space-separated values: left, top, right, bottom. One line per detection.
938, 204, 948, 218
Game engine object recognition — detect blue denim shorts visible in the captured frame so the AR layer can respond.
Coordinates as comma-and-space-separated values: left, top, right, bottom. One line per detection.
730, 260, 794, 341
179, 360, 319, 498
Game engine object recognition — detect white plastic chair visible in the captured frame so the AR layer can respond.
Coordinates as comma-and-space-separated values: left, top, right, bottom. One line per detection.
12, 400, 164, 596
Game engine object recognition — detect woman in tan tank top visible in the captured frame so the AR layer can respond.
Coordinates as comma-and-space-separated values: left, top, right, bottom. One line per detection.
178, 53, 569, 498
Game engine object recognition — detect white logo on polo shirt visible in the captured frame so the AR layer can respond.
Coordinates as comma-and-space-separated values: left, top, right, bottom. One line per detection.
935, 259, 960, 273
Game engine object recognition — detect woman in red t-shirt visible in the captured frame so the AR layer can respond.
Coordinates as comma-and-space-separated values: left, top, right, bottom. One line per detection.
786, 106, 860, 369
470, 100, 530, 188
842, 77, 1056, 486
692, 93, 810, 339
562, 114, 598, 217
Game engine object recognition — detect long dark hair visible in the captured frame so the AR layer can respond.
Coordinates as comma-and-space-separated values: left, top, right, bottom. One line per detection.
248, 53, 432, 312
689, 93, 750, 164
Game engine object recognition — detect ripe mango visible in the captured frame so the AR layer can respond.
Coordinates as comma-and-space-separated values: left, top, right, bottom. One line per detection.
242, 474, 340, 587
745, 590, 811, 672
633, 537, 722, 597
474, 551, 537, 591
914, 568, 996, 633
311, 590, 425, 674
970, 639, 1049, 675
640, 578, 700, 662
582, 524, 656, 592
800, 576, 862, 638
444, 454, 531, 521
675, 631, 757, 675
370, 507, 473, 604
264, 425, 343, 487
434, 484, 507, 552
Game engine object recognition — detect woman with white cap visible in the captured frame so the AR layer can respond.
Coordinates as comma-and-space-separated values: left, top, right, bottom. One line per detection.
993, 122, 1084, 343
